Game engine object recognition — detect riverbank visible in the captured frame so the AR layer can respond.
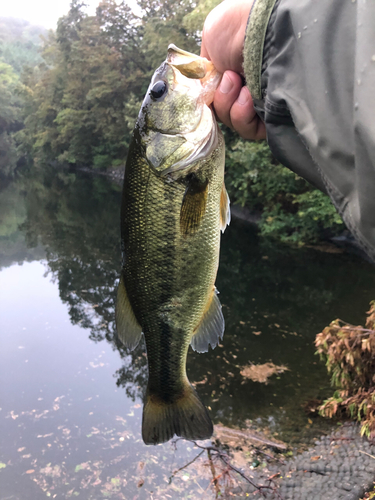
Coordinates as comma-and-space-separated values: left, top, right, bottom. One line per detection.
212, 423, 375, 499
81, 163, 367, 259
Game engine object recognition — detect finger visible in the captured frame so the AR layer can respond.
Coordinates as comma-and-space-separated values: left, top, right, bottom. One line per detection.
213, 71, 243, 129
213, 72, 267, 140
230, 86, 267, 141
200, 39, 209, 60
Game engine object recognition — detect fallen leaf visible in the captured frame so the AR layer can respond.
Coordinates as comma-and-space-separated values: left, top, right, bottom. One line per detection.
240, 363, 289, 384
26, 469, 35, 474
75, 463, 90, 472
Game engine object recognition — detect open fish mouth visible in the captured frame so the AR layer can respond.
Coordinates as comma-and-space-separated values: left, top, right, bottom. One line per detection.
166, 44, 222, 106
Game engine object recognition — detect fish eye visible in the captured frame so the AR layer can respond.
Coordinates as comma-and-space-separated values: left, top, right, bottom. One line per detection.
150, 81, 168, 100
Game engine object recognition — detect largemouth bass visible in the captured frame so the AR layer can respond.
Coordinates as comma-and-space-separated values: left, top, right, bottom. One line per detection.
115, 45, 230, 445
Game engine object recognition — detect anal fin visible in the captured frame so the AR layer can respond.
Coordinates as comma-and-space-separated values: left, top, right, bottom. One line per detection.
220, 182, 231, 232
190, 287, 224, 353
115, 273, 142, 350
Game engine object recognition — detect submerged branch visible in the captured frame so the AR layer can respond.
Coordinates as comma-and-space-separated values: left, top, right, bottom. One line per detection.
168, 448, 205, 484
179, 439, 280, 497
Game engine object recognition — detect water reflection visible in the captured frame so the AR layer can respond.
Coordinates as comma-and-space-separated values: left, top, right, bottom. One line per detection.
1, 170, 375, 497
3, 170, 375, 430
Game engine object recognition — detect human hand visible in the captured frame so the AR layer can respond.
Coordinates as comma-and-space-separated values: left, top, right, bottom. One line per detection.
201, 0, 266, 140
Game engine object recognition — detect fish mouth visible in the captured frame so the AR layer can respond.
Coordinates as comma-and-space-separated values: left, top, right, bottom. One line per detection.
167, 44, 211, 79
167, 44, 222, 106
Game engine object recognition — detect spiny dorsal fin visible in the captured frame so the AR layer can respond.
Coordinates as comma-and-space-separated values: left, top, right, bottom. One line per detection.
190, 287, 224, 353
115, 274, 142, 350
180, 178, 208, 236
220, 182, 231, 232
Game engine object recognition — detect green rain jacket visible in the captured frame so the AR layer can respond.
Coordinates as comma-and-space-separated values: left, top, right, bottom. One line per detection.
243, 0, 375, 261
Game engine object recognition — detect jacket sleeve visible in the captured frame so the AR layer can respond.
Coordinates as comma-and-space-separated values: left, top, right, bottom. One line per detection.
243, 0, 375, 262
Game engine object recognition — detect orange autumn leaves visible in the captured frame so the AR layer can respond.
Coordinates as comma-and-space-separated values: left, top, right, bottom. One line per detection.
315, 300, 375, 437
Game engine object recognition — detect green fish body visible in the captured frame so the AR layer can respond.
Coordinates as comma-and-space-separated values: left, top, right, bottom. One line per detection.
116, 45, 230, 445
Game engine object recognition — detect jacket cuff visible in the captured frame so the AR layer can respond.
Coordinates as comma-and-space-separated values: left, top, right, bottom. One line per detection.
243, 0, 278, 100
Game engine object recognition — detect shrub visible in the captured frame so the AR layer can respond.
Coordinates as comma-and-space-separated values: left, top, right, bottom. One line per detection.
225, 139, 344, 245
315, 301, 375, 437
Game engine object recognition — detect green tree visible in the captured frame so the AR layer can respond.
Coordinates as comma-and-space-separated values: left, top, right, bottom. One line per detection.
15, 0, 346, 245
140, 0, 200, 67
18, 0, 204, 170
19, 1, 151, 168
182, 0, 222, 34
0, 62, 24, 176
0, 17, 46, 74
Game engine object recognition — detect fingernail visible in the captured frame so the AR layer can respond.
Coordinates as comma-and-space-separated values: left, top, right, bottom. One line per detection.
237, 86, 250, 105
219, 73, 233, 94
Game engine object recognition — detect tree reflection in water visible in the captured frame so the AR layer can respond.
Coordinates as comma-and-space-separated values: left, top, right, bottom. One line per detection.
4, 169, 375, 440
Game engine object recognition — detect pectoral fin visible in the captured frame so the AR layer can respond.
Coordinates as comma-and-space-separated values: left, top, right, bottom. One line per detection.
180, 178, 208, 236
190, 287, 224, 353
115, 274, 142, 350
220, 182, 231, 232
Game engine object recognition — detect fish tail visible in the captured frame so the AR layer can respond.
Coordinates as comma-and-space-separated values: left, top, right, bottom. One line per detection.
142, 383, 213, 445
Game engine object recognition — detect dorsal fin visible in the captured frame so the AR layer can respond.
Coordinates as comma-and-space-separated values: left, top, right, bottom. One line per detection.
115, 274, 142, 350
190, 287, 224, 353
220, 182, 231, 232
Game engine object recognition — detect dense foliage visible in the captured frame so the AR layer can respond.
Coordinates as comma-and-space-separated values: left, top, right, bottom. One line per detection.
315, 302, 375, 438
0, 17, 46, 177
225, 140, 344, 244
17, 0, 203, 170
1, 0, 345, 244
0, 62, 24, 176
0, 17, 46, 74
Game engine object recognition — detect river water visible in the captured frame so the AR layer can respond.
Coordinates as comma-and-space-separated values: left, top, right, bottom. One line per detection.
1, 170, 375, 499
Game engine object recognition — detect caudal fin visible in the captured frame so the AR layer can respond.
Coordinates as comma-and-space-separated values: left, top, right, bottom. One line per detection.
142, 384, 213, 445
